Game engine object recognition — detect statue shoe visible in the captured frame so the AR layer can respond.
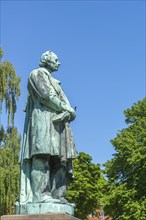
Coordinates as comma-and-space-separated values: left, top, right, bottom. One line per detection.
59, 197, 68, 204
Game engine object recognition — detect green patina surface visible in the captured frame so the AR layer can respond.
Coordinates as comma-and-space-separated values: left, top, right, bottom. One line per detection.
18, 51, 77, 214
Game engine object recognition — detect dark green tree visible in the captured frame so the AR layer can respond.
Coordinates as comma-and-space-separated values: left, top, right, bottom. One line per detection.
0, 128, 21, 215
103, 98, 146, 220
0, 49, 21, 216
67, 152, 106, 219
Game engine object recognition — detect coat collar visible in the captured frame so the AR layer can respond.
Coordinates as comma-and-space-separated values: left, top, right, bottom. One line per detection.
39, 67, 61, 94
39, 67, 61, 84
39, 67, 51, 77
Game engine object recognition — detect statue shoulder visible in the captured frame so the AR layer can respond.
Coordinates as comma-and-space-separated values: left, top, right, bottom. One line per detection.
29, 68, 48, 79
29, 68, 38, 78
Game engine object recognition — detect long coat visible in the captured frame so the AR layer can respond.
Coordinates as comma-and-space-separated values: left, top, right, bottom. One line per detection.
21, 67, 77, 164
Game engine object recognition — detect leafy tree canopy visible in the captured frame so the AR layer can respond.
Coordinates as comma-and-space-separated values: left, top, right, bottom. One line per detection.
0, 48, 21, 128
103, 98, 146, 220
0, 49, 21, 216
0, 127, 21, 216
67, 152, 106, 219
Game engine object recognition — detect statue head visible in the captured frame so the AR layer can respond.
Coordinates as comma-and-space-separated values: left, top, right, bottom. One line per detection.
39, 51, 61, 72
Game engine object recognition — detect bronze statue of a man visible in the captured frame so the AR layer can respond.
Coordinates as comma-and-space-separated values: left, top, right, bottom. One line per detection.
20, 51, 77, 205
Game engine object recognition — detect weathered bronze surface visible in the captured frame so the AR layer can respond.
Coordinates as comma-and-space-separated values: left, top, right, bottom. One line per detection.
18, 51, 77, 214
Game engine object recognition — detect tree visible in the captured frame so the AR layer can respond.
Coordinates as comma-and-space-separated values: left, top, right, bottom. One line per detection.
0, 48, 21, 128
0, 128, 21, 215
0, 49, 21, 216
67, 152, 106, 219
103, 98, 146, 220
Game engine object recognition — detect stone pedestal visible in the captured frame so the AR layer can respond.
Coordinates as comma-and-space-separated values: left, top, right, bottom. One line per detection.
15, 202, 75, 216
1, 213, 80, 220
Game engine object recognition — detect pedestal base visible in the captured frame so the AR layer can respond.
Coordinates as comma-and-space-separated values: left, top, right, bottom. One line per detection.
15, 202, 75, 216
1, 213, 80, 220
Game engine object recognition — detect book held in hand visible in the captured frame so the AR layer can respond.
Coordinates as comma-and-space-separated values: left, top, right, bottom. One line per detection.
52, 111, 70, 123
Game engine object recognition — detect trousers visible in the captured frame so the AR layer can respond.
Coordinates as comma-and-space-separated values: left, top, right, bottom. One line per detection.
20, 155, 68, 203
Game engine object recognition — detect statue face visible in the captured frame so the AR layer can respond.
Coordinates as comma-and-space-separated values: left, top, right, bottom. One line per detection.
48, 53, 61, 72
39, 51, 61, 72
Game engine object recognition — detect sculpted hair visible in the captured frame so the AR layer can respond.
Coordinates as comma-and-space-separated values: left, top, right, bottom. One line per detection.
39, 51, 53, 67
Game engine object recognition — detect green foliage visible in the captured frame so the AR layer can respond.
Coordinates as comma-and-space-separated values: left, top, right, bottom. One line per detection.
67, 152, 106, 219
0, 128, 21, 215
103, 98, 146, 220
0, 48, 21, 127
0, 49, 21, 216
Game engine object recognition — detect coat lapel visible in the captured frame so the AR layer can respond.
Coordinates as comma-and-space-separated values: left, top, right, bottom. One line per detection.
41, 67, 61, 95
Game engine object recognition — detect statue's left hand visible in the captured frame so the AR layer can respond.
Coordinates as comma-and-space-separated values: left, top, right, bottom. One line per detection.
68, 108, 76, 121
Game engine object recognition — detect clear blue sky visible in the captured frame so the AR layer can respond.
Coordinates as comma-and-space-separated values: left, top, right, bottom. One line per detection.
1, 0, 145, 165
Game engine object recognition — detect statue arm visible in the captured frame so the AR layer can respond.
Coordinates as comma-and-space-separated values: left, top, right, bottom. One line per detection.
28, 70, 72, 112
60, 90, 76, 121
